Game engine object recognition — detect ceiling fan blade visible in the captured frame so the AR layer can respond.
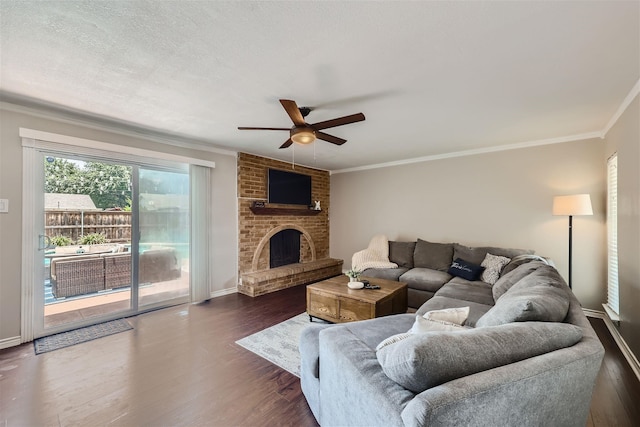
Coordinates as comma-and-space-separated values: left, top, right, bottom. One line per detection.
280, 139, 294, 149
238, 127, 290, 131
316, 132, 347, 145
280, 99, 306, 126
310, 113, 365, 130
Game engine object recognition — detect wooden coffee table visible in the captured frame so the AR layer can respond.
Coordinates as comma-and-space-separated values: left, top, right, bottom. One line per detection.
306, 276, 407, 323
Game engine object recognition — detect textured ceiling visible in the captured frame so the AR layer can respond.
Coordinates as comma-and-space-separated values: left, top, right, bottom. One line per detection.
1, 1, 638, 171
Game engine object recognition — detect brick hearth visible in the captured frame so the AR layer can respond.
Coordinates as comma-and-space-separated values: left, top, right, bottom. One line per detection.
237, 153, 341, 296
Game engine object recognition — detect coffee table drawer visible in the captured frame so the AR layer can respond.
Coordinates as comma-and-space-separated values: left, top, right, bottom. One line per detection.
308, 292, 339, 321
339, 297, 372, 322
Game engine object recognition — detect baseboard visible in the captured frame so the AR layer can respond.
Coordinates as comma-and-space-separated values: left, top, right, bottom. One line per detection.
0, 335, 22, 350
210, 287, 237, 299
584, 308, 640, 382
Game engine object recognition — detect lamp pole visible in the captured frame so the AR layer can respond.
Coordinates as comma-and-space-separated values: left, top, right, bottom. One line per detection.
552, 194, 593, 291
568, 215, 573, 289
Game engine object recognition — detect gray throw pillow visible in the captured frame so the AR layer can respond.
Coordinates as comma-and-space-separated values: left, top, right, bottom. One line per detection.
492, 261, 548, 301
389, 241, 416, 269
413, 239, 454, 271
477, 266, 570, 327
376, 322, 583, 393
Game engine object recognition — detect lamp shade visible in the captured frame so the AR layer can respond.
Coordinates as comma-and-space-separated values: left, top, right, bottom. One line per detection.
552, 194, 593, 216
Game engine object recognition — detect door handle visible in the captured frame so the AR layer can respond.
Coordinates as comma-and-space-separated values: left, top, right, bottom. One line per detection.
38, 235, 53, 251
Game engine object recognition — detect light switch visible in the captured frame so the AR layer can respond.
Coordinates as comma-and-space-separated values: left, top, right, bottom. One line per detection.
0, 199, 8, 213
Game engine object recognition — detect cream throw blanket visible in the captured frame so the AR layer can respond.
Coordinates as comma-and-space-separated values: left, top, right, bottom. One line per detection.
351, 235, 398, 271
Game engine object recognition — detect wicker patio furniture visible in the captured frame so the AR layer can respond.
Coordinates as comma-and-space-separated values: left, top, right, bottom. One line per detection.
49, 247, 181, 299
50, 255, 106, 298
103, 253, 133, 290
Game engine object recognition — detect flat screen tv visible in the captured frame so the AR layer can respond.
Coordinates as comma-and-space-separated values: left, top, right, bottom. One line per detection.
268, 169, 312, 206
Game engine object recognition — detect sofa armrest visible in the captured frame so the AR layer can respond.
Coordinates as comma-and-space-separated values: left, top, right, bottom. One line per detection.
300, 323, 334, 379
318, 325, 414, 427
401, 336, 604, 427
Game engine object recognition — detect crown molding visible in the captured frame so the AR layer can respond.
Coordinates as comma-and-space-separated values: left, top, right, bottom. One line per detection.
602, 78, 640, 138
330, 131, 603, 175
0, 96, 237, 158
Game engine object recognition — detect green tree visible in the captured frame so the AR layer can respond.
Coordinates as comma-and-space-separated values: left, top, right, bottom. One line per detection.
44, 158, 132, 209
44, 158, 81, 194
83, 162, 132, 209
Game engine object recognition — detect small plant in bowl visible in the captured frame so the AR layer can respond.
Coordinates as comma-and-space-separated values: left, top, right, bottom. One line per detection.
345, 269, 362, 282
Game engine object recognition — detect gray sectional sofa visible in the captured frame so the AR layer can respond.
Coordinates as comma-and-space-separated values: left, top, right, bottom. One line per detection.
362, 239, 537, 309
299, 240, 605, 427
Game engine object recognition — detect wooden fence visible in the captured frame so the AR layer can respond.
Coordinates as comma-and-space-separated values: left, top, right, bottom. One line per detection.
45, 210, 132, 243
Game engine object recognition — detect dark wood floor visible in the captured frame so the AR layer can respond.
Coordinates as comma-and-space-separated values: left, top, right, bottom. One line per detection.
1, 284, 638, 427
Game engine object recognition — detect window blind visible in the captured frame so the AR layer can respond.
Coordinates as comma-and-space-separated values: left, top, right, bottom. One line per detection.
607, 153, 619, 314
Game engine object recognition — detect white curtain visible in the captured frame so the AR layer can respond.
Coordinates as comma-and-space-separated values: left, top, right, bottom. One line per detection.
190, 164, 214, 303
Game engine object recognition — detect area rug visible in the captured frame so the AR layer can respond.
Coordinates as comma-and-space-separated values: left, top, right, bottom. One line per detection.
236, 313, 327, 377
34, 318, 133, 354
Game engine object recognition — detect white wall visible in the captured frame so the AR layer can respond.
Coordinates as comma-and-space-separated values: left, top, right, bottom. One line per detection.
604, 94, 640, 359
0, 105, 238, 344
330, 139, 606, 310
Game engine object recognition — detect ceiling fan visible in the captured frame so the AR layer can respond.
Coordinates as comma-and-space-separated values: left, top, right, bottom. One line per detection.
238, 99, 365, 149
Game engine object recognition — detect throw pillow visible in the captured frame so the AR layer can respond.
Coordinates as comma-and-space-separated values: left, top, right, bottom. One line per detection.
480, 253, 511, 285
423, 306, 470, 325
413, 239, 454, 271
409, 315, 466, 334
447, 258, 484, 281
376, 322, 583, 393
375, 332, 412, 351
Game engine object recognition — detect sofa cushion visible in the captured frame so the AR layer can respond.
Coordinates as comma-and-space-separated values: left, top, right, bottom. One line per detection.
389, 241, 416, 269
416, 295, 492, 327
480, 253, 511, 285
362, 267, 409, 281
492, 260, 549, 301
447, 258, 484, 281
501, 254, 551, 276
476, 266, 570, 327
376, 322, 583, 393
413, 239, 454, 271
399, 268, 452, 293
453, 244, 534, 265
435, 278, 495, 306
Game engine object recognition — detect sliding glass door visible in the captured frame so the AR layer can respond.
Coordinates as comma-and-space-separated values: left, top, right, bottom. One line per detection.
137, 167, 190, 308
37, 153, 190, 336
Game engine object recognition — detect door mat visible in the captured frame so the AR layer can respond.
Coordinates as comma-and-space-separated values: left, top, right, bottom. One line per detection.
235, 313, 328, 377
34, 318, 133, 354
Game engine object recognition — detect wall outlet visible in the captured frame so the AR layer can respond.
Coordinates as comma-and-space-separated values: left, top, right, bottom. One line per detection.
0, 199, 8, 213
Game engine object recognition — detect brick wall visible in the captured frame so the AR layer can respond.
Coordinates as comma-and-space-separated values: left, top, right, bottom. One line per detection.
237, 152, 331, 286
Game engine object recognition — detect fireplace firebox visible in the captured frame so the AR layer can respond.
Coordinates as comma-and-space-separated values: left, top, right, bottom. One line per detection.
270, 229, 302, 268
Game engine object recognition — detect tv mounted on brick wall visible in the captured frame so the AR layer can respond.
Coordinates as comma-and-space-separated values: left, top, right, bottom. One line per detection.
268, 169, 312, 206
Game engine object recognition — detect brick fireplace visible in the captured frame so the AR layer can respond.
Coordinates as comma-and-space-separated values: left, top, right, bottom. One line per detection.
237, 153, 342, 297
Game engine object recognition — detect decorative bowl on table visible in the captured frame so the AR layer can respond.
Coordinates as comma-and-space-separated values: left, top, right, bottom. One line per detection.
347, 281, 364, 289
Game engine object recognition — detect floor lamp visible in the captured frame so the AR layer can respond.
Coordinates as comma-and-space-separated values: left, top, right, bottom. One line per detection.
552, 194, 593, 289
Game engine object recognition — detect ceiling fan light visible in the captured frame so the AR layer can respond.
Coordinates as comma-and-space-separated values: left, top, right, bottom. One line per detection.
291, 127, 316, 144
